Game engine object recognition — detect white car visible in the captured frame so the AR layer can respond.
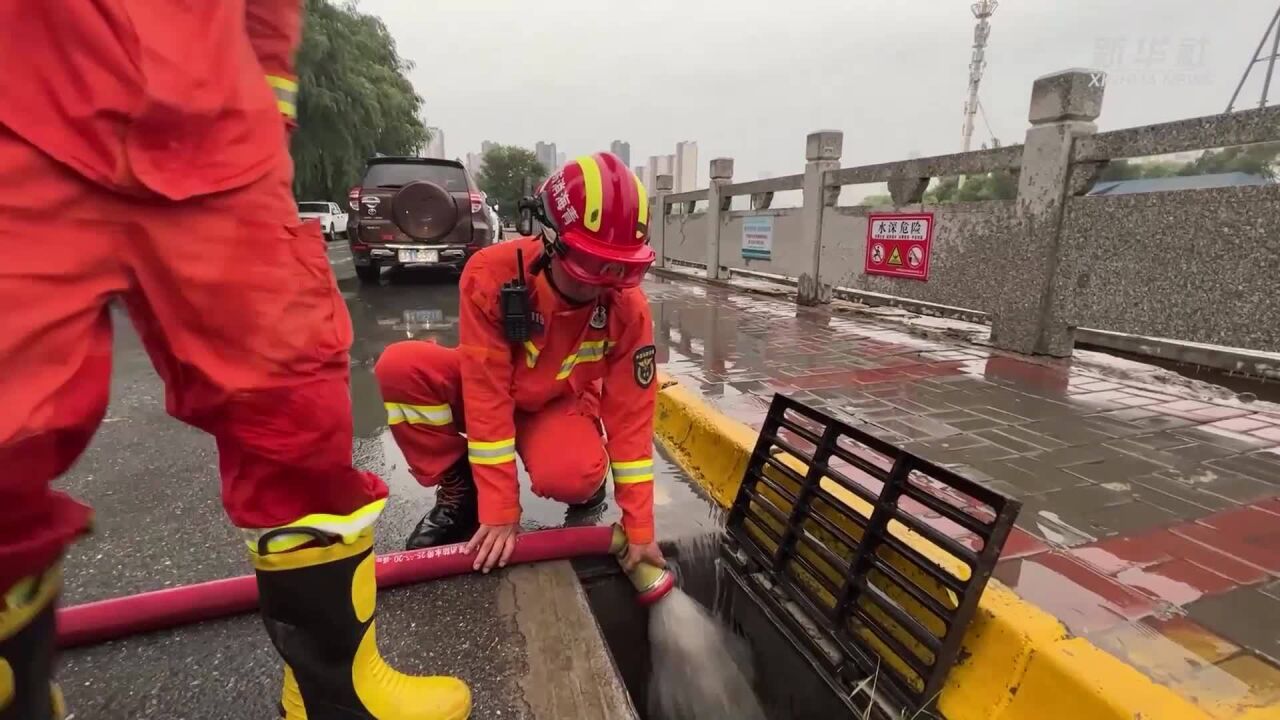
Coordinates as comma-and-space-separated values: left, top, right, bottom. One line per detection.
298, 201, 349, 241
484, 202, 504, 242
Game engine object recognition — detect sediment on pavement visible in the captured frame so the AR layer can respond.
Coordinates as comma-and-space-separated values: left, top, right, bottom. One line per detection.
504, 560, 639, 720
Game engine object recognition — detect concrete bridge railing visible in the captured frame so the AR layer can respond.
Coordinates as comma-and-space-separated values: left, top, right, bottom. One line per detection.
649, 67, 1280, 358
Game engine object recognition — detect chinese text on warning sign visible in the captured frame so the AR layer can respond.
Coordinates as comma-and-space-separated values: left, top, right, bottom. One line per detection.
865, 212, 933, 281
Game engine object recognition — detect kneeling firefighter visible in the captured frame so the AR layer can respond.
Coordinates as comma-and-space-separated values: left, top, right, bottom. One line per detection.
0, 2, 468, 718
376, 152, 666, 573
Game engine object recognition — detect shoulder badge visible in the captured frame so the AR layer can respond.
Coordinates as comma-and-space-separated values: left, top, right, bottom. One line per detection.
589, 305, 608, 330
633, 345, 656, 388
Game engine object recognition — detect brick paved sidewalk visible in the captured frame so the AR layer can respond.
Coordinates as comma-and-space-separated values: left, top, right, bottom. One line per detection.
646, 276, 1280, 715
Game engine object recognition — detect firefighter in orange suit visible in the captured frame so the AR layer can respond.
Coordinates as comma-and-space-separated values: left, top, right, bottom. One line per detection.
0, 2, 468, 718
375, 152, 666, 572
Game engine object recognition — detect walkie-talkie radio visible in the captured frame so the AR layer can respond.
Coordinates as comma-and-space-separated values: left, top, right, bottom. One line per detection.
501, 248, 533, 341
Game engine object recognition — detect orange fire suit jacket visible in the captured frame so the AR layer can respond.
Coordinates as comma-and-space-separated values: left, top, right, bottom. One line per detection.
459, 238, 659, 544
0, 0, 301, 199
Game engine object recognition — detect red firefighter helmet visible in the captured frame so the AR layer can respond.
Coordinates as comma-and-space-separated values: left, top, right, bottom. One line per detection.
537, 152, 654, 288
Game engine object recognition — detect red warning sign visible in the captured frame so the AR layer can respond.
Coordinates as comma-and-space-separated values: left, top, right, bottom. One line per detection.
865, 212, 933, 281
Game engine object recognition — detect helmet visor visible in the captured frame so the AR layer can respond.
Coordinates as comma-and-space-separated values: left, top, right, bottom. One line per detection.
557, 242, 654, 288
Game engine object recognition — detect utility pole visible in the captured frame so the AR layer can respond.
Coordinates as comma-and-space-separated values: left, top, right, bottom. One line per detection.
1226, 3, 1280, 112
962, 1, 998, 153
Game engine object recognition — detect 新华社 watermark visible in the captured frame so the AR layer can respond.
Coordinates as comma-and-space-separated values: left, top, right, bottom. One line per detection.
1091, 35, 1214, 87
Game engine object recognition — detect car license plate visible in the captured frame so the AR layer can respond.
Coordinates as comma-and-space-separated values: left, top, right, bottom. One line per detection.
398, 248, 438, 263
404, 310, 444, 324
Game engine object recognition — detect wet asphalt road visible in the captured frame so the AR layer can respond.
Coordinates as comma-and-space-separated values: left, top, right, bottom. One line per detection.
54, 241, 717, 719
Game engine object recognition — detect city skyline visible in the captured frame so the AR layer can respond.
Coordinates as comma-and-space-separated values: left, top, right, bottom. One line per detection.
369, 0, 1271, 196
443, 136, 700, 190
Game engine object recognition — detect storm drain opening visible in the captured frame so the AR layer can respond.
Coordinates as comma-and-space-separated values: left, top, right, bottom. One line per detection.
722, 394, 1022, 718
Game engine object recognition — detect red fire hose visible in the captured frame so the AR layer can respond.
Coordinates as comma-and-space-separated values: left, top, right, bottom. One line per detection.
57, 525, 621, 649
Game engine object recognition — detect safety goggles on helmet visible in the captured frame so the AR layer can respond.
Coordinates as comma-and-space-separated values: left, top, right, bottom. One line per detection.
554, 233, 655, 288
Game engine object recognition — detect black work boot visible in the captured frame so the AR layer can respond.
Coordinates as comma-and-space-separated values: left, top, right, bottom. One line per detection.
405, 459, 478, 550
1, 564, 67, 720
568, 480, 607, 512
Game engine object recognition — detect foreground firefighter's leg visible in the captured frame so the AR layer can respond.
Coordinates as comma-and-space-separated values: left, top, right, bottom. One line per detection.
251, 527, 471, 720
0, 565, 66, 720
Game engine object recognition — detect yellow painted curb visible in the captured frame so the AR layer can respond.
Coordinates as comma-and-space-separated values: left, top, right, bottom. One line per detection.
653, 374, 1220, 720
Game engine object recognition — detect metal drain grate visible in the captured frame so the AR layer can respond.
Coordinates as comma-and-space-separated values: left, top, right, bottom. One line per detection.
721, 394, 1021, 716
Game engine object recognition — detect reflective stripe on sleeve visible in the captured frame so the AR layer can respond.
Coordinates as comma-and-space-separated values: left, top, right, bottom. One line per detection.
245, 498, 387, 554
468, 438, 517, 466
524, 340, 540, 369
266, 74, 298, 119
555, 340, 607, 380
611, 459, 654, 484
384, 402, 453, 426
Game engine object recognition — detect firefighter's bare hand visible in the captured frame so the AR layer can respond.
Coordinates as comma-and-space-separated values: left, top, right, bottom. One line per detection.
622, 542, 666, 572
467, 523, 519, 573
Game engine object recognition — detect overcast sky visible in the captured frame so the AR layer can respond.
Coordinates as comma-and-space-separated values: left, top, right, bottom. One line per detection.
360, 0, 1277, 185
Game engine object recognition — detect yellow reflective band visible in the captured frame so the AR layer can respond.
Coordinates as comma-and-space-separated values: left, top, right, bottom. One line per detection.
611, 459, 655, 484
245, 498, 388, 553
385, 402, 453, 426
524, 340, 540, 369
555, 340, 608, 380
577, 155, 604, 232
267, 75, 299, 119
468, 438, 516, 466
266, 75, 299, 92
634, 174, 649, 237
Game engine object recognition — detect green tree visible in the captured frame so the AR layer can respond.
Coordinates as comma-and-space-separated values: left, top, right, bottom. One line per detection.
476, 146, 548, 221
291, 0, 428, 202
1178, 142, 1280, 180
1099, 159, 1182, 181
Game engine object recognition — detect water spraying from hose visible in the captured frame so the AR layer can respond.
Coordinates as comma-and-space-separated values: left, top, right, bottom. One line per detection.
609, 527, 767, 720
647, 588, 767, 720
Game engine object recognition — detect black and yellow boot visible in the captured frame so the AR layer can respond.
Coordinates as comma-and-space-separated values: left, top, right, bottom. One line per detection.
252, 528, 471, 720
1, 565, 66, 720
405, 459, 478, 550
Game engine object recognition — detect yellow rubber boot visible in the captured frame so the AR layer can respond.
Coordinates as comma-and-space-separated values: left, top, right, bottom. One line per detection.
251, 529, 471, 720
1, 565, 65, 720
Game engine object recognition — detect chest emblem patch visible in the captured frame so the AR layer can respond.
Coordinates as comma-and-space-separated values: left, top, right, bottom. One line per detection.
589, 305, 608, 330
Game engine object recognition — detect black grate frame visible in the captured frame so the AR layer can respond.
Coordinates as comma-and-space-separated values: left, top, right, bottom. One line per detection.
724, 394, 1022, 715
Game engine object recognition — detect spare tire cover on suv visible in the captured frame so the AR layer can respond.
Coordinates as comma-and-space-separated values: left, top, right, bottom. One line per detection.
391, 180, 459, 241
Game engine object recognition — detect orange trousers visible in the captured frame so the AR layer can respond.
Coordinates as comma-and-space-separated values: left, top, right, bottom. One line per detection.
374, 341, 608, 505
0, 128, 387, 590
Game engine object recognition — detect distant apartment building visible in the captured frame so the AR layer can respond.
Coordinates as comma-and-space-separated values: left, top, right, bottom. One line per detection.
610, 140, 631, 167
424, 127, 445, 159
674, 141, 698, 193
647, 154, 675, 191
556, 151, 567, 168
466, 152, 485, 179
481, 140, 498, 155
535, 141, 558, 173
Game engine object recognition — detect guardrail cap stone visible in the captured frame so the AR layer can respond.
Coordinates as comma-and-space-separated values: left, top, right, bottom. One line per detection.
806, 130, 844, 161
1029, 69, 1105, 125
710, 158, 735, 180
